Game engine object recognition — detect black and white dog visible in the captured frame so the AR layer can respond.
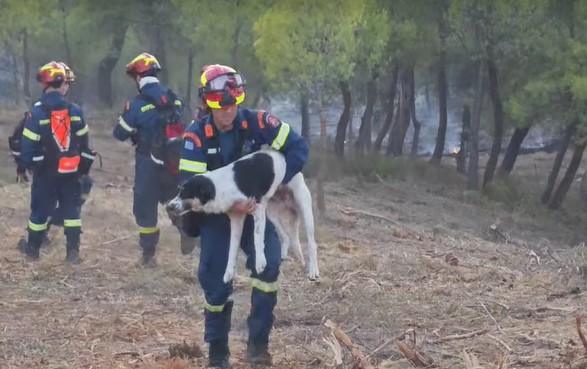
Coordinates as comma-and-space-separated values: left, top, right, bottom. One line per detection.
166, 148, 319, 283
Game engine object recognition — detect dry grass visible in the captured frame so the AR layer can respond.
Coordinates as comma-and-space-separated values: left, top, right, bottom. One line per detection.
2, 110, 587, 368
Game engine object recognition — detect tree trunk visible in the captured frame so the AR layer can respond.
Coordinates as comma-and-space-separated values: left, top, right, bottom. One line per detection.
154, 27, 168, 85
185, 47, 195, 119
60, 2, 72, 66
231, 19, 243, 68
430, 21, 449, 165
498, 125, 531, 177
356, 72, 377, 153
457, 104, 471, 174
373, 65, 399, 153
348, 108, 355, 142
482, 50, 504, 189
386, 97, 401, 155
430, 51, 448, 164
389, 68, 412, 156
316, 91, 326, 215
97, 23, 129, 108
548, 141, 586, 209
409, 66, 421, 158
300, 91, 310, 143
334, 80, 352, 157
467, 61, 486, 191
22, 29, 30, 101
541, 124, 575, 204
10, 49, 20, 105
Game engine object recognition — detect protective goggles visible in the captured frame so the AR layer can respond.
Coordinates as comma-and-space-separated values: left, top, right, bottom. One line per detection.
204, 73, 246, 93
204, 87, 246, 109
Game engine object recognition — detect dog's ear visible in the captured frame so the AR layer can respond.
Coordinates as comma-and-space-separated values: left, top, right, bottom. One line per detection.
182, 176, 216, 205
195, 177, 216, 205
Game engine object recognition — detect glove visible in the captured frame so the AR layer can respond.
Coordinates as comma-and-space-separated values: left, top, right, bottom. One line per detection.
16, 170, 29, 183
130, 128, 139, 146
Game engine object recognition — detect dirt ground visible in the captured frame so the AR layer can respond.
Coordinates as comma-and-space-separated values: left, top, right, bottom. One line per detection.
2, 108, 587, 369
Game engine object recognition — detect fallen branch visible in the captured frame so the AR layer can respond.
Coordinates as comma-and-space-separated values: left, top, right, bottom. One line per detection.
396, 340, 435, 367
339, 207, 396, 224
324, 320, 375, 369
487, 333, 512, 353
427, 328, 489, 344
100, 235, 132, 246
477, 298, 505, 335
576, 315, 587, 354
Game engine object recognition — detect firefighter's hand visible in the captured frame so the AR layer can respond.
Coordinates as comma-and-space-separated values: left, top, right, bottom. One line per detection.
230, 197, 258, 215
130, 128, 139, 145
16, 170, 29, 183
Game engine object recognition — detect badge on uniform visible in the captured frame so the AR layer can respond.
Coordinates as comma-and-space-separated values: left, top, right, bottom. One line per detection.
184, 140, 194, 151
265, 114, 280, 128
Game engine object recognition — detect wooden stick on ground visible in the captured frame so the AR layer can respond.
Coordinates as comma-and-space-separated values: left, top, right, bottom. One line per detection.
339, 207, 396, 224
576, 314, 587, 354
427, 328, 489, 344
324, 320, 375, 369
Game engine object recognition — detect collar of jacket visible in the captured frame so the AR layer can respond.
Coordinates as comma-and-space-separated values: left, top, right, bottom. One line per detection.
139, 76, 159, 90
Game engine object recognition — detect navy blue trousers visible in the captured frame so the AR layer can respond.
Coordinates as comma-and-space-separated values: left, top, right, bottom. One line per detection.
198, 214, 281, 344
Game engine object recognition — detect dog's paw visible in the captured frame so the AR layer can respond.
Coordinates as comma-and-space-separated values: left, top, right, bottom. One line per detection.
308, 262, 320, 281
223, 269, 235, 284
255, 254, 267, 275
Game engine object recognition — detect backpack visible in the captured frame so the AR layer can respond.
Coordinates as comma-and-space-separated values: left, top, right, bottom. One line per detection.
42, 105, 81, 174
142, 89, 185, 176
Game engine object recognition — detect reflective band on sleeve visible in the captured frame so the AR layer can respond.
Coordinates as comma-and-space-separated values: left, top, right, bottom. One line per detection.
70, 116, 82, 121
33, 155, 44, 161
175, 100, 182, 106
118, 116, 133, 132
179, 159, 207, 173
23, 128, 41, 141
250, 278, 279, 293
271, 123, 291, 150
151, 153, 164, 165
76, 125, 89, 136
81, 152, 95, 160
39, 119, 50, 125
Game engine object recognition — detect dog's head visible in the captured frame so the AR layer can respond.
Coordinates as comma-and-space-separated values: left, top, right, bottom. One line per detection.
166, 175, 216, 216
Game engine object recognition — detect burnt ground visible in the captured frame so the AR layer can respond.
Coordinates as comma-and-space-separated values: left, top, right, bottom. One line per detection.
2, 108, 587, 369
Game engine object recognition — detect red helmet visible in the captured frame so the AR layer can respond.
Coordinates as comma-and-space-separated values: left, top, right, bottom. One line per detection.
36, 61, 67, 88
126, 52, 161, 77
199, 64, 246, 109
58, 62, 75, 83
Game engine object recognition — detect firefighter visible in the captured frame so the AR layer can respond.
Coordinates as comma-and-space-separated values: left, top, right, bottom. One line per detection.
113, 52, 196, 266
18, 61, 94, 263
178, 64, 309, 368
10, 62, 95, 248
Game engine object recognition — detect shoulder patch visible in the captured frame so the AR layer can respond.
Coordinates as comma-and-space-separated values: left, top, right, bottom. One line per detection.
183, 132, 202, 148
33, 101, 42, 107
265, 113, 280, 128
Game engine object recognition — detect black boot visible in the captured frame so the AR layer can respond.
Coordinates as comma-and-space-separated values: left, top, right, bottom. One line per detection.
139, 231, 160, 267
19, 231, 42, 261
245, 339, 272, 366
208, 340, 231, 368
65, 229, 81, 264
